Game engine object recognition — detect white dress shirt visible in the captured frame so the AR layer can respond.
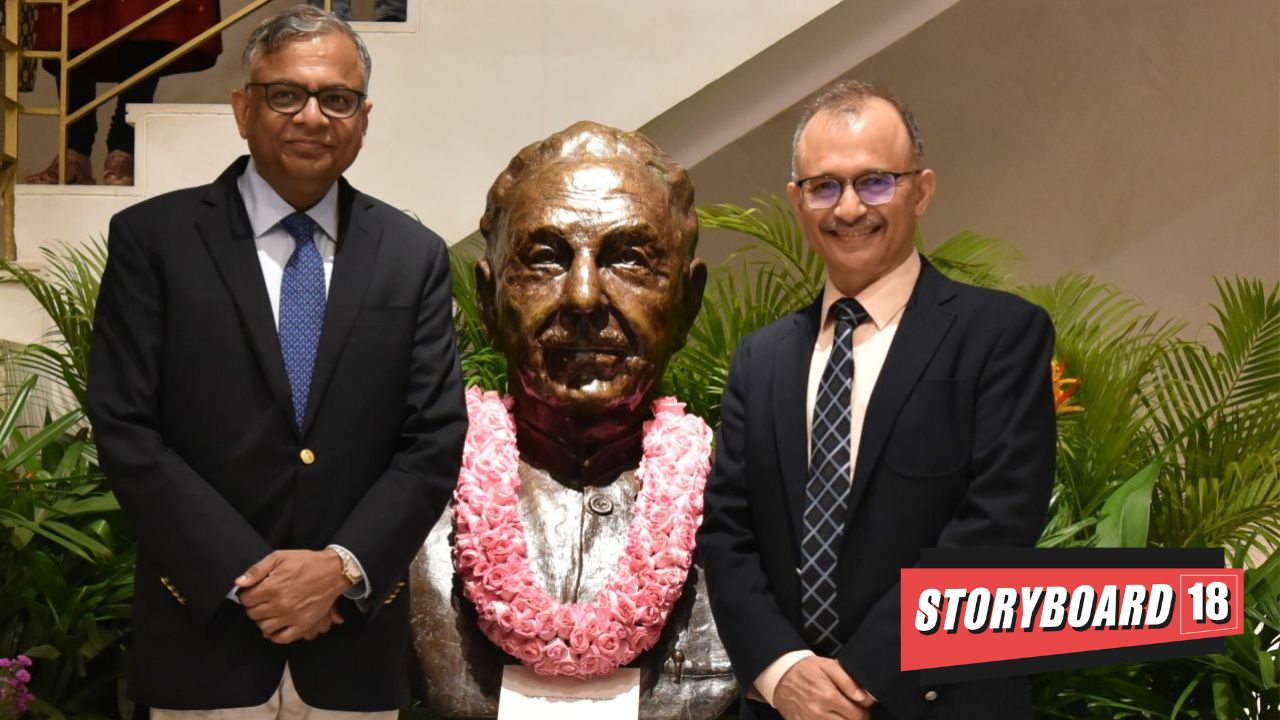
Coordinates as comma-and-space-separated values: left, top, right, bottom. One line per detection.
753, 251, 922, 707
227, 160, 370, 604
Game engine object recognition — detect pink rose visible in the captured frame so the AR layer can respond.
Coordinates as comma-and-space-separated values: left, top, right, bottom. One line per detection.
543, 638, 569, 662
535, 609, 558, 642
499, 638, 521, 658
511, 608, 541, 639
481, 502, 513, 529
553, 606, 577, 639
611, 592, 638, 624
500, 570, 532, 599
517, 642, 542, 665
655, 548, 691, 570
569, 626, 591, 654
652, 397, 686, 417
490, 482, 518, 506
578, 655, 605, 677
466, 557, 490, 582
492, 601, 515, 627
595, 631, 620, 656
583, 609, 610, 635
482, 560, 512, 588
555, 660, 582, 677
637, 605, 662, 626
456, 547, 483, 570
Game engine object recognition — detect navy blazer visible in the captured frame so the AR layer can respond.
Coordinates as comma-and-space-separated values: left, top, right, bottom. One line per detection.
87, 157, 467, 710
698, 258, 1055, 719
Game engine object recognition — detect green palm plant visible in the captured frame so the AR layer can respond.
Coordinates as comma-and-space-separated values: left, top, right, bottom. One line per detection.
663, 199, 822, 424
1145, 279, 1280, 552
1, 375, 135, 718
0, 240, 108, 412
448, 233, 507, 393
1017, 274, 1184, 545
1025, 277, 1278, 719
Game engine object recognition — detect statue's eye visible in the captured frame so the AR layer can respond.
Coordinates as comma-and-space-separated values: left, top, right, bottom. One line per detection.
527, 246, 558, 266
523, 228, 567, 268
612, 247, 648, 269
604, 229, 656, 271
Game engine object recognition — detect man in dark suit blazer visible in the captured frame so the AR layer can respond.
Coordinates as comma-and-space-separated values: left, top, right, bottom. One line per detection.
86, 7, 466, 714
698, 81, 1055, 720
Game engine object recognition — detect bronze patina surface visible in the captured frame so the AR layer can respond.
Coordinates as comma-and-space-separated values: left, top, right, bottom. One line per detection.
409, 122, 735, 719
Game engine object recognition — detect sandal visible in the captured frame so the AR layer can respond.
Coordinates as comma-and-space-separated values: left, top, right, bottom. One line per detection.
103, 150, 135, 186
24, 149, 96, 185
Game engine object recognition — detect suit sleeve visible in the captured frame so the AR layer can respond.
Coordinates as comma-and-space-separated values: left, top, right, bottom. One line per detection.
698, 339, 811, 689
329, 231, 467, 611
837, 303, 1056, 719
87, 214, 273, 624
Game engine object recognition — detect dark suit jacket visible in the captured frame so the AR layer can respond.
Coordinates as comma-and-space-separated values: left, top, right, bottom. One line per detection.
86, 156, 467, 711
698, 258, 1055, 720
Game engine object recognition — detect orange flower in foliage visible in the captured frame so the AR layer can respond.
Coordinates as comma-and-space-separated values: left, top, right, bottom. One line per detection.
1052, 358, 1083, 415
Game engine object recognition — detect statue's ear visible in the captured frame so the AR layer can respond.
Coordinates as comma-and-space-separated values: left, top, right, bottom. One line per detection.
681, 258, 708, 339
476, 258, 498, 341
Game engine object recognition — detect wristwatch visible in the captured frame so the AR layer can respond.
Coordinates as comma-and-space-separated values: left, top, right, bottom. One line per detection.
329, 545, 364, 587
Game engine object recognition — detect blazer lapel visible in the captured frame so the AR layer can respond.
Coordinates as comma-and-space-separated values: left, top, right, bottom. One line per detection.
774, 297, 822, 550
843, 261, 956, 526
301, 180, 380, 435
195, 158, 297, 433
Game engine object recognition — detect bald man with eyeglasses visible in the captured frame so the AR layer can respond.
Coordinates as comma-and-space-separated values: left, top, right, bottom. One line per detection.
697, 80, 1057, 720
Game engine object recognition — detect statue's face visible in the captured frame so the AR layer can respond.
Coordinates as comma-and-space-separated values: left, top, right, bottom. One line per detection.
480, 160, 704, 420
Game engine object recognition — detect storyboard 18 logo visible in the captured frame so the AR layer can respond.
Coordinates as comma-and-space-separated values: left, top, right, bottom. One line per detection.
900, 549, 1244, 683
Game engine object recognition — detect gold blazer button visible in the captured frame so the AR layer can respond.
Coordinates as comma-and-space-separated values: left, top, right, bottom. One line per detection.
300, 448, 316, 465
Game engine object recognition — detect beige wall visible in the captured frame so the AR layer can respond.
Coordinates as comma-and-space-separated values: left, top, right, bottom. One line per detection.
689, 0, 1280, 332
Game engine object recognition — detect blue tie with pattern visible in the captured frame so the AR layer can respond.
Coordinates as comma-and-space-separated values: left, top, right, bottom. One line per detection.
801, 297, 867, 655
278, 211, 325, 431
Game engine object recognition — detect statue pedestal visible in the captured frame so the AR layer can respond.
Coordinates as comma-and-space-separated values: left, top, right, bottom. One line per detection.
498, 666, 640, 719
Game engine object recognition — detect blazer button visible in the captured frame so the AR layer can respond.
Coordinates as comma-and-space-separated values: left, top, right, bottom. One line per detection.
587, 494, 614, 516
924, 690, 938, 702
299, 448, 316, 465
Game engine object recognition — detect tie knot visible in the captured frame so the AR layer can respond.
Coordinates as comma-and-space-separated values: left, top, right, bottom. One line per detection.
280, 211, 317, 244
831, 298, 867, 329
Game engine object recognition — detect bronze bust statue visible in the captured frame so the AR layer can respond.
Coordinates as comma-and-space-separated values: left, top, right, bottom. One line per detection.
409, 121, 736, 719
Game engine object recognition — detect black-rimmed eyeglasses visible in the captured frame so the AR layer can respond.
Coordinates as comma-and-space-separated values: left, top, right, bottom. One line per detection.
245, 82, 367, 119
795, 170, 921, 209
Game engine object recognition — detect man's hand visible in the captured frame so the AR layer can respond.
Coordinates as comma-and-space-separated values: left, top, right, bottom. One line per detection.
773, 656, 873, 720
301, 605, 345, 642
236, 549, 353, 644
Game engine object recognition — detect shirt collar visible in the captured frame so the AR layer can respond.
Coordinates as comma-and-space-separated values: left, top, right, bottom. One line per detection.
820, 251, 921, 331
236, 158, 340, 242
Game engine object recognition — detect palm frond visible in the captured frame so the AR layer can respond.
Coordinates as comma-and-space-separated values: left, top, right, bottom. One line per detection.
1210, 278, 1280, 410
664, 260, 800, 426
1020, 275, 1181, 524
922, 230, 1020, 289
448, 233, 506, 393
698, 196, 824, 303
0, 239, 108, 411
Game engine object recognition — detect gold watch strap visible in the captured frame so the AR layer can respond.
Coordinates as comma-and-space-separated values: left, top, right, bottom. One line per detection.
330, 545, 363, 585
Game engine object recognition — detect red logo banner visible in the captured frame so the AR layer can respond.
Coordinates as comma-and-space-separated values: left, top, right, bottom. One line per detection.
901, 566, 1244, 672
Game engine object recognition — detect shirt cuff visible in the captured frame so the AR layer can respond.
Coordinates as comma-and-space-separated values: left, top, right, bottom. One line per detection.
326, 544, 371, 602
753, 650, 816, 707
227, 586, 241, 603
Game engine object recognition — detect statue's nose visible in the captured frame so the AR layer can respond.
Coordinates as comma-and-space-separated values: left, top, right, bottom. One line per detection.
565, 251, 605, 313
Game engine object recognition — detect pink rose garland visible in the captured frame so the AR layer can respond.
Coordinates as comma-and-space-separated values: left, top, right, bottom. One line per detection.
452, 387, 711, 679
